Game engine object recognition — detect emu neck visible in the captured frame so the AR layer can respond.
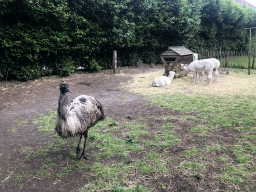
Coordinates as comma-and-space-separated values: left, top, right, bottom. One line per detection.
58, 93, 69, 119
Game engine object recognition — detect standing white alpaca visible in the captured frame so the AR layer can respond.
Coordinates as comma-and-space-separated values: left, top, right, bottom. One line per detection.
181, 64, 204, 82
187, 58, 220, 82
181, 59, 214, 84
209, 58, 220, 80
55, 83, 105, 160
152, 71, 175, 87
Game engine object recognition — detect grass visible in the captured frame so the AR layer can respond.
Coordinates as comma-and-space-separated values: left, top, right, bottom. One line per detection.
220, 56, 255, 69
129, 71, 256, 190
5, 68, 256, 191
32, 110, 57, 132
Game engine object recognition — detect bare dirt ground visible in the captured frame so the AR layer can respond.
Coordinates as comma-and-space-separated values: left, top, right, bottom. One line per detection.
0, 64, 181, 191
0, 64, 253, 191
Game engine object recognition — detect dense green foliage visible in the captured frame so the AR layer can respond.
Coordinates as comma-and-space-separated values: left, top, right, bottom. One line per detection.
1, 0, 256, 80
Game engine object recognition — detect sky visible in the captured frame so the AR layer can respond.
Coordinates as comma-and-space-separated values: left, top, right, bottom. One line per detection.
245, 0, 256, 6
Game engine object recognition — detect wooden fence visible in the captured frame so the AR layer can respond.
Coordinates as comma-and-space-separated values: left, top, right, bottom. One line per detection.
194, 49, 253, 60
193, 49, 256, 68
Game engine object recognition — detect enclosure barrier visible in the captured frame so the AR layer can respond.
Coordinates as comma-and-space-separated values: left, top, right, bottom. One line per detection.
193, 49, 256, 69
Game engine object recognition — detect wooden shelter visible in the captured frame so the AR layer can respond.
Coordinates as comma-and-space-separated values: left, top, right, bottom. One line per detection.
160, 46, 196, 77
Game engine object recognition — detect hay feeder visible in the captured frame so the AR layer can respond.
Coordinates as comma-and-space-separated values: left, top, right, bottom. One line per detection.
160, 46, 197, 78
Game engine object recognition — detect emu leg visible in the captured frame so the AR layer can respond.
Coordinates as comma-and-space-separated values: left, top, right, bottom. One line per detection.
79, 130, 88, 160
76, 134, 83, 159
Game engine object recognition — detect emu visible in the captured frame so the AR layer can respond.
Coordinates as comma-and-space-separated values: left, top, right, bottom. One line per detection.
55, 83, 105, 160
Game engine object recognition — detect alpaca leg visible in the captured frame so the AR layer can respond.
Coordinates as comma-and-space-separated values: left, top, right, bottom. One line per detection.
76, 134, 83, 159
79, 130, 88, 160
195, 72, 198, 83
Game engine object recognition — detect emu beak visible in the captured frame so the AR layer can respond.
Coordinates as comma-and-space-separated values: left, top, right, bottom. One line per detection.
67, 88, 72, 92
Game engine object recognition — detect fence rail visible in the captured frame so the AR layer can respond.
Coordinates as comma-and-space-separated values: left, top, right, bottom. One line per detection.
193, 49, 255, 60
193, 49, 256, 69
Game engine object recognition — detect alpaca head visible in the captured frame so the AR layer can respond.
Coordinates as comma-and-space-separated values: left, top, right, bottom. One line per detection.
180, 64, 187, 70
168, 71, 175, 75
59, 83, 72, 94
168, 71, 175, 77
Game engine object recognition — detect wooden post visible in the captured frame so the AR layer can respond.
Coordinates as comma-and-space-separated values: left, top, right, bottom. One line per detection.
249, 28, 251, 75
252, 54, 255, 69
225, 51, 228, 67
249, 55, 251, 75
113, 50, 117, 73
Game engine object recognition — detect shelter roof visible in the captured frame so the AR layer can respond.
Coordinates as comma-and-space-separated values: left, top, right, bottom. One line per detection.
160, 46, 195, 56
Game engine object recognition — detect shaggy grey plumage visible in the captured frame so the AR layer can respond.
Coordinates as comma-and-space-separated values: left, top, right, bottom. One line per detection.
55, 83, 105, 160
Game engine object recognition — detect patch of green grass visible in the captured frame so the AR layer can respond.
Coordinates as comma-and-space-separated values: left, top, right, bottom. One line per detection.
220, 57, 255, 69
235, 154, 253, 164
90, 162, 119, 178
220, 165, 251, 186
160, 123, 176, 129
92, 117, 114, 130
152, 130, 180, 147
33, 110, 57, 132
20, 147, 28, 153
12, 172, 25, 189
18, 120, 26, 126
122, 122, 149, 137
69, 152, 76, 159
75, 161, 88, 171
10, 127, 17, 131
145, 151, 169, 173
147, 93, 256, 130
127, 144, 144, 151
229, 141, 256, 164
92, 133, 128, 158
133, 161, 154, 174
56, 166, 74, 178
109, 120, 118, 127
146, 151, 160, 160
179, 161, 204, 171
189, 124, 212, 137
81, 182, 149, 192
204, 144, 222, 153
183, 147, 201, 158
215, 156, 229, 163
181, 115, 197, 121
85, 161, 135, 191
35, 159, 55, 178
192, 173, 203, 180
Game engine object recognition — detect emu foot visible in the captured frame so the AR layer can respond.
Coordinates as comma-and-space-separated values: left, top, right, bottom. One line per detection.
78, 152, 88, 161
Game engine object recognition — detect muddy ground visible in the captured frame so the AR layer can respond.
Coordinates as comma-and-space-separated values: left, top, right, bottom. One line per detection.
0, 64, 247, 191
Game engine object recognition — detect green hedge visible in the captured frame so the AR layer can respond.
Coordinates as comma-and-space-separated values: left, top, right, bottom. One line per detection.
1, 0, 256, 80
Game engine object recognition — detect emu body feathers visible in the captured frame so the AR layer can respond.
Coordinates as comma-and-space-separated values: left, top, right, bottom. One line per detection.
55, 83, 104, 160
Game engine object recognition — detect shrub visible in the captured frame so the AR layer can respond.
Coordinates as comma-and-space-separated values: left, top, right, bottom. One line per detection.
90, 59, 102, 71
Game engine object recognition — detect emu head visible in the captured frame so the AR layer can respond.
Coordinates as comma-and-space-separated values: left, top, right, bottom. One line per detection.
59, 83, 72, 94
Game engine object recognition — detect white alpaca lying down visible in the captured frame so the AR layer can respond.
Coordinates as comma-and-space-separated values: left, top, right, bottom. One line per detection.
152, 71, 175, 87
